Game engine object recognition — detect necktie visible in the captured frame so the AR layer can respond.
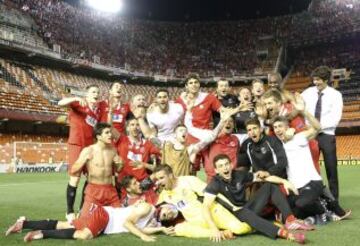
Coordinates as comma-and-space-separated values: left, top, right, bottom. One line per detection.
315, 91, 323, 121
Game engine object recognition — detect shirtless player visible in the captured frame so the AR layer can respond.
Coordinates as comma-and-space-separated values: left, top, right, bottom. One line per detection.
70, 123, 124, 216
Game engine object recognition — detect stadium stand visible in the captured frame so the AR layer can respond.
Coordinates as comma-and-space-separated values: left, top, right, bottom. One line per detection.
0, 0, 358, 165
0, 134, 67, 164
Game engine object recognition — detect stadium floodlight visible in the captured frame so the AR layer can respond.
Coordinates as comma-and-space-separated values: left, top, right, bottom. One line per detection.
86, 0, 123, 13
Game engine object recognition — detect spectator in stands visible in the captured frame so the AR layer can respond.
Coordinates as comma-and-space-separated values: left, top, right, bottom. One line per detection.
301, 66, 343, 200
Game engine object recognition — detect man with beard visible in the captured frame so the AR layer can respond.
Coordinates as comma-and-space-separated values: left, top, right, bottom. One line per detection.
238, 118, 288, 178
119, 175, 158, 207
136, 89, 184, 145
116, 116, 160, 186
154, 164, 251, 241
58, 85, 104, 222
262, 89, 321, 173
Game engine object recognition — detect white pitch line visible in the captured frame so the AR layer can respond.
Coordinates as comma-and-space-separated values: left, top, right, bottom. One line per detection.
0, 180, 64, 187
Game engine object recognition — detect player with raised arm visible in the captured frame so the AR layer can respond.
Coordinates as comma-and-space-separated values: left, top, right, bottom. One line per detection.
58, 85, 103, 221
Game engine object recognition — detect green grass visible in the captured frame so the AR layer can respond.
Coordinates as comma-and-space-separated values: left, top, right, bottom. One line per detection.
0, 167, 359, 246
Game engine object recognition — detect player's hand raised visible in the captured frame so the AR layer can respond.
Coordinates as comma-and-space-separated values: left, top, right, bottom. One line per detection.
77, 97, 87, 107
292, 92, 306, 113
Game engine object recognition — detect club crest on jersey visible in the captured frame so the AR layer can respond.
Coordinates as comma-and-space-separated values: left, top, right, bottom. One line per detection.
229, 141, 236, 147
85, 115, 97, 127
261, 147, 267, 154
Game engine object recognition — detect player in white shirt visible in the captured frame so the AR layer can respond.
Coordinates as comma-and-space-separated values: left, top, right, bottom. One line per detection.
273, 93, 350, 221
6, 202, 174, 242
134, 89, 184, 146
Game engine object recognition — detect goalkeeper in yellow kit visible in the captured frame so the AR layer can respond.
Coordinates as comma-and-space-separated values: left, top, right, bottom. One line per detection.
153, 164, 251, 241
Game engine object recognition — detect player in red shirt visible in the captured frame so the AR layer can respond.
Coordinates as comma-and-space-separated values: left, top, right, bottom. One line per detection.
100, 81, 130, 135
176, 74, 222, 143
58, 84, 103, 221
176, 74, 238, 172
116, 116, 160, 184
262, 89, 320, 173
203, 117, 240, 182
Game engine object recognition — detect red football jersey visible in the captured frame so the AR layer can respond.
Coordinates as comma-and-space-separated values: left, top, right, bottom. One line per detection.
99, 100, 131, 134
116, 136, 160, 181
176, 92, 221, 129
68, 101, 102, 146
203, 134, 239, 181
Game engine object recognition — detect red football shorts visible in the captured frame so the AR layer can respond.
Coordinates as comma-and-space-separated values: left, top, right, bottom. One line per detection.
80, 183, 121, 218
73, 204, 109, 237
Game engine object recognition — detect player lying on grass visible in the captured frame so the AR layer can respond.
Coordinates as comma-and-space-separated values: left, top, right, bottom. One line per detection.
5, 202, 174, 242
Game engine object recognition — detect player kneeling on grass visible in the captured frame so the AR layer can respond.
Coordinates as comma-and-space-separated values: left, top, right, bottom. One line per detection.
5, 202, 174, 242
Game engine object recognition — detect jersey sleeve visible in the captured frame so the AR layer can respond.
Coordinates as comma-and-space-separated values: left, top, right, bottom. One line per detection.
237, 140, 251, 168
69, 101, 84, 113
293, 133, 309, 147
204, 179, 220, 196
99, 101, 109, 123
244, 171, 255, 184
209, 94, 222, 112
267, 137, 288, 177
185, 176, 207, 196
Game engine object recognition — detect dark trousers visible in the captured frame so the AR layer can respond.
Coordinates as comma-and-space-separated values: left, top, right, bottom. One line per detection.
317, 133, 339, 200
233, 183, 293, 239
288, 180, 325, 219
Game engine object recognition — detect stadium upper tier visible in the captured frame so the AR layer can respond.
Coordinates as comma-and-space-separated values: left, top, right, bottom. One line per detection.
1, 0, 359, 77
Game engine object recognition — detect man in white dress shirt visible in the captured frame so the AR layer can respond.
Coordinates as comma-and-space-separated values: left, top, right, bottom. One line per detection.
301, 66, 343, 200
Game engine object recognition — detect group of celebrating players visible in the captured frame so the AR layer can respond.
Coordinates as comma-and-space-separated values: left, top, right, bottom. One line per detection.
5, 66, 351, 244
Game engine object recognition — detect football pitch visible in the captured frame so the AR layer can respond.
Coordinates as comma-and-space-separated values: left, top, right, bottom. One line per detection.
0, 166, 359, 246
